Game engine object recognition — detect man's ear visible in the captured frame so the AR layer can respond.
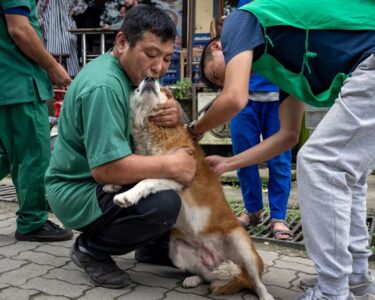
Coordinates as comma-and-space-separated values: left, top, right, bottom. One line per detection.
115, 32, 128, 52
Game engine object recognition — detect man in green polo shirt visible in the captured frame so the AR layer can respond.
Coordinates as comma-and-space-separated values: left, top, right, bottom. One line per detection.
0, 1, 73, 241
45, 5, 197, 289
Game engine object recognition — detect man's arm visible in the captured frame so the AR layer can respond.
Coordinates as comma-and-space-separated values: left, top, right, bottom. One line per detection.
193, 50, 252, 134
91, 148, 197, 187
5, 14, 71, 86
206, 96, 304, 175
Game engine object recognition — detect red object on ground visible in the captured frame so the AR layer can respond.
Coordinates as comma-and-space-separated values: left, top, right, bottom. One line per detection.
53, 89, 66, 117
53, 101, 63, 117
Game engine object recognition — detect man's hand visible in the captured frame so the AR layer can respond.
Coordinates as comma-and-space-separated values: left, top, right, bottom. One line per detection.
205, 155, 229, 176
168, 147, 197, 186
149, 88, 183, 127
46, 63, 71, 88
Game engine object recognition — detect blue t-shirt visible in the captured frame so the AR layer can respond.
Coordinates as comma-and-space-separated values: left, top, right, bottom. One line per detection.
222, 9, 375, 98
236, 0, 278, 93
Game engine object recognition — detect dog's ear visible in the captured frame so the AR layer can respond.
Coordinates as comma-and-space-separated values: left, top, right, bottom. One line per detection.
159, 87, 169, 103
160, 87, 172, 103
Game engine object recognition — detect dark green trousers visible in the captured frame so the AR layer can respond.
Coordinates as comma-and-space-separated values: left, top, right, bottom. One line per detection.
0, 100, 49, 233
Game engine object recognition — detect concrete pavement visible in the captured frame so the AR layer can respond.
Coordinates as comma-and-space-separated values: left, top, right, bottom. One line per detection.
0, 175, 374, 299
0, 201, 314, 300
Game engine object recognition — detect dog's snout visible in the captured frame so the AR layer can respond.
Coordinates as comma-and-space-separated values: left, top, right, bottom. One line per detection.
140, 77, 158, 96
145, 77, 156, 83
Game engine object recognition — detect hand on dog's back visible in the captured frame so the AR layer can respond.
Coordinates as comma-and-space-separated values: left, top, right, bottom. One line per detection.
166, 147, 196, 186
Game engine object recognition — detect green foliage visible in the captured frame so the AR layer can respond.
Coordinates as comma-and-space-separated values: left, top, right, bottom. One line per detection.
171, 79, 192, 100
227, 198, 244, 215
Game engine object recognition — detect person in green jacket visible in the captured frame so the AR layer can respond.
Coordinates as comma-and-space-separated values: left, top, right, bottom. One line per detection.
0, 0, 73, 241
191, 1, 375, 299
46, 5, 196, 289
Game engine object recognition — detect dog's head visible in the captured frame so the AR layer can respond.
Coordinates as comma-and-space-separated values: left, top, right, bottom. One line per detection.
130, 77, 168, 126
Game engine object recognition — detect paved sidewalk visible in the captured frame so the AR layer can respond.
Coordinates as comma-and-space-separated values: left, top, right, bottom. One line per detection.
0, 200, 316, 300
0, 177, 374, 299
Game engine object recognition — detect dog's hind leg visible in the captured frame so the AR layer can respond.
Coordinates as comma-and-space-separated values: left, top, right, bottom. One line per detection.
113, 178, 183, 207
229, 228, 274, 300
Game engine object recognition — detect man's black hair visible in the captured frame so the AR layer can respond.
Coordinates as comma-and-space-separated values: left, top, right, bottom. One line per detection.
199, 35, 222, 91
120, 4, 176, 47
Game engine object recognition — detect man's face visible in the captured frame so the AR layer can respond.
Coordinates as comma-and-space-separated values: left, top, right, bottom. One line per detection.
115, 31, 174, 85
119, 6, 126, 16
204, 46, 225, 87
124, 0, 137, 9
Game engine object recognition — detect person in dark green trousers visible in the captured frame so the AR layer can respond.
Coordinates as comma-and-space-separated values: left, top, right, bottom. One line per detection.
0, 0, 73, 242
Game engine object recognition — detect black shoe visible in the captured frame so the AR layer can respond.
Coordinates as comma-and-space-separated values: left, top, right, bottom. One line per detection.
15, 220, 74, 242
70, 239, 130, 289
135, 240, 175, 267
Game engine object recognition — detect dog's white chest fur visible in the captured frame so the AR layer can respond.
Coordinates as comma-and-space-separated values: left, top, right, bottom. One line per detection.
175, 200, 210, 236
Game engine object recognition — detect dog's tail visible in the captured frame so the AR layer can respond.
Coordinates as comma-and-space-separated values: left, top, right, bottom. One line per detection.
209, 261, 254, 295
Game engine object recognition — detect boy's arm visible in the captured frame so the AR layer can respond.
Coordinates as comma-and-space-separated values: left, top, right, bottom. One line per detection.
193, 50, 253, 134
206, 96, 304, 175
229, 96, 304, 168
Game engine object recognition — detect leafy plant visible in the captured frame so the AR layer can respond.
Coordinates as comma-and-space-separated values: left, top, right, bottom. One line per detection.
170, 78, 192, 100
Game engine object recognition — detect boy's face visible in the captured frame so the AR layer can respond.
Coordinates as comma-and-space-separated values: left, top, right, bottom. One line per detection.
204, 43, 225, 87
115, 31, 174, 85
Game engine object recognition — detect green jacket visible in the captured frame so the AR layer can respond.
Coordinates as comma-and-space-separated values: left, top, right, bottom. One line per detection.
240, 0, 375, 107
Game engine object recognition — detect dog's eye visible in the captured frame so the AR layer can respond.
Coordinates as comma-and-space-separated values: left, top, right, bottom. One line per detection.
136, 88, 139, 92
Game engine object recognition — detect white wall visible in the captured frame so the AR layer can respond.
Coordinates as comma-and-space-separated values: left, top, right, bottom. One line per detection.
195, 0, 214, 33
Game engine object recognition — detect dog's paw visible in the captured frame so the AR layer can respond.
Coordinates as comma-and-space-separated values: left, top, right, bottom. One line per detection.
113, 193, 135, 208
103, 184, 122, 193
182, 275, 203, 288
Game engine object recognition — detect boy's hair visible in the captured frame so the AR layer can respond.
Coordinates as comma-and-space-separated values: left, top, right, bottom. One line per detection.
120, 4, 176, 47
200, 35, 222, 91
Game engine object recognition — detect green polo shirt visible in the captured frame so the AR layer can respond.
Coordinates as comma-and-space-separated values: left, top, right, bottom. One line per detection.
46, 52, 133, 230
0, 0, 53, 104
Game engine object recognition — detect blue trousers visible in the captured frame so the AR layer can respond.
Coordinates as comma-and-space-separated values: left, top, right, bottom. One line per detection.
229, 100, 292, 220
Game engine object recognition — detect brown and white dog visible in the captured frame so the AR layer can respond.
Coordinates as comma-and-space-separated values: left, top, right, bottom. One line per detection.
108, 77, 273, 299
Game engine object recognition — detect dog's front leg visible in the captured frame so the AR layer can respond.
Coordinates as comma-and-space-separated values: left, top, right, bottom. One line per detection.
113, 178, 183, 207
182, 275, 204, 288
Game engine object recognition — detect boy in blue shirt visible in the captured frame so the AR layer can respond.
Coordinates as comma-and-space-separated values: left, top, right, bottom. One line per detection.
232, 0, 292, 241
